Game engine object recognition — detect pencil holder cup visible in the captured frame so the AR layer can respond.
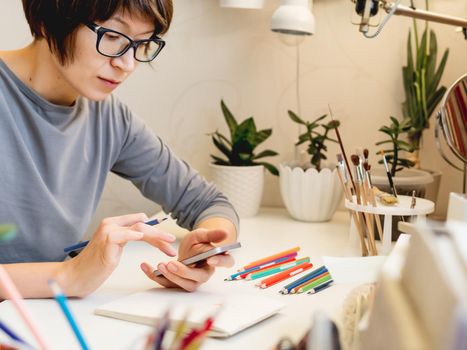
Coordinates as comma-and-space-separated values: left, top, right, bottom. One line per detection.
279, 163, 343, 222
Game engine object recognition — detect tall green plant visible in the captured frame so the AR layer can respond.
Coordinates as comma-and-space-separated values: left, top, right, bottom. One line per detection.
209, 100, 279, 175
288, 111, 340, 171
402, 4, 449, 163
376, 116, 415, 176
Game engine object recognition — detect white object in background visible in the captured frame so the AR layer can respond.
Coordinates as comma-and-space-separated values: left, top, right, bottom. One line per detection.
371, 167, 434, 192
345, 195, 435, 255
323, 256, 387, 284
447, 192, 467, 222
279, 164, 343, 222
209, 163, 264, 218
220, 0, 264, 9
271, 0, 315, 35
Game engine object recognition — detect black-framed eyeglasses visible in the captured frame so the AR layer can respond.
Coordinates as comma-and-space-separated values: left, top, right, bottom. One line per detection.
86, 22, 165, 63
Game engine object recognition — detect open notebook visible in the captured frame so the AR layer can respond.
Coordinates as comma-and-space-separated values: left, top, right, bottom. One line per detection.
95, 288, 285, 338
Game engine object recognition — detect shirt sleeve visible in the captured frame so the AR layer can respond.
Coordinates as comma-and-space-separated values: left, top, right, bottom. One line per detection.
109, 102, 239, 233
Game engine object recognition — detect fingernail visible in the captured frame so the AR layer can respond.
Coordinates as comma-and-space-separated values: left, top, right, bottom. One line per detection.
141, 264, 148, 273
167, 263, 178, 273
158, 264, 167, 273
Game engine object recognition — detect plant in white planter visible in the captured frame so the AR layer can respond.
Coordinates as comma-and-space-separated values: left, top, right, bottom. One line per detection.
209, 100, 278, 217
374, 116, 433, 197
280, 111, 343, 222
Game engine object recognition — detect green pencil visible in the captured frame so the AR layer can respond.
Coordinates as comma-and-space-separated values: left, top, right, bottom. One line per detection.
296, 274, 332, 294
247, 258, 310, 280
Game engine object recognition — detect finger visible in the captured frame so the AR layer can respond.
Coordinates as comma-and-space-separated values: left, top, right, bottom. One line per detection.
206, 253, 235, 268
132, 224, 177, 256
107, 229, 144, 245
190, 229, 228, 245
140, 262, 180, 288
102, 213, 149, 227
156, 263, 203, 292
166, 261, 213, 284
156, 241, 177, 257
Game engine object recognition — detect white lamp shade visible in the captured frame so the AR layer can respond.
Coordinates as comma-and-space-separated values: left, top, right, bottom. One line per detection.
271, 0, 315, 35
220, 0, 264, 9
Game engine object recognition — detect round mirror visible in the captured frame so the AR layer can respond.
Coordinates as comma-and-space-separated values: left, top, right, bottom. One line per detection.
435, 74, 467, 193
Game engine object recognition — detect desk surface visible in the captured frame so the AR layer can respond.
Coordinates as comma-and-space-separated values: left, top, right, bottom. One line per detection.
0, 208, 360, 350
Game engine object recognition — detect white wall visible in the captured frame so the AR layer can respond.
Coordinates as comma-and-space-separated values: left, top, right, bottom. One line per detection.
1, 0, 466, 234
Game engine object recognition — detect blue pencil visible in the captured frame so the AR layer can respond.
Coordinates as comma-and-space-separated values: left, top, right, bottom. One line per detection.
48, 280, 90, 350
0, 319, 31, 348
307, 279, 334, 295
279, 266, 328, 294
64, 217, 167, 253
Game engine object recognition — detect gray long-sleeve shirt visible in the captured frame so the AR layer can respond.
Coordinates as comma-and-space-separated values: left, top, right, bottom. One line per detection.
0, 59, 238, 263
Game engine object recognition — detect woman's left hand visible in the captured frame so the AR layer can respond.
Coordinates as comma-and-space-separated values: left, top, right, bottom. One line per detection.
140, 229, 235, 292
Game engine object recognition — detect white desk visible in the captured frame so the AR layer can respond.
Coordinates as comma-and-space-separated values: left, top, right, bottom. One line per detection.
0, 208, 361, 350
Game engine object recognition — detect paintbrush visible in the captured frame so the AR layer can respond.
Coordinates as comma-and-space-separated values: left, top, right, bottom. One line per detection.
328, 104, 356, 193
380, 150, 398, 197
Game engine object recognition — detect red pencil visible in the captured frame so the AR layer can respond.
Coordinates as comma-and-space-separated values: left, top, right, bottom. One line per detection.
258, 262, 313, 289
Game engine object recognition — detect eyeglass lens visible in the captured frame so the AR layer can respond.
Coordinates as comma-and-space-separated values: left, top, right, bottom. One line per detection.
99, 31, 161, 61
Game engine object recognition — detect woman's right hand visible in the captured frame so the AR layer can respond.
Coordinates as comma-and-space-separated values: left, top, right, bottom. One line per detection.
61, 213, 177, 297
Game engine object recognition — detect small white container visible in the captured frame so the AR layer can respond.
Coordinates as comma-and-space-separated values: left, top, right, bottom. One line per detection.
279, 163, 343, 222
209, 163, 264, 218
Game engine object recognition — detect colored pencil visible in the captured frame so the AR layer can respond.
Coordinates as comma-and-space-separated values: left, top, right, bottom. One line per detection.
246, 258, 310, 280
48, 280, 89, 350
258, 262, 313, 289
290, 271, 330, 294
224, 253, 298, 281
296, 274, 333, 294
279, 266, 327, 294
307, 280, 334, 295
64, 217, 168, 254
240, 247, 300, 271
0, 320, 31, 348
0, 266, 50, 350
235, 255, 298, 280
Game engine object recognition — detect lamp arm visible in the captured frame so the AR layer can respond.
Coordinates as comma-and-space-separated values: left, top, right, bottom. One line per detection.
384, 2, 467, 28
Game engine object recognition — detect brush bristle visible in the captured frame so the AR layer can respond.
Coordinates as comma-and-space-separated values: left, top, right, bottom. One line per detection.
337, 154, 343, 162
351, 154, 360, 166
363, 162, 369, 171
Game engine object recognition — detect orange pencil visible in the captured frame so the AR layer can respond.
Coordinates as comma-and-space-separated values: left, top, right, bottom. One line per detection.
236, 256, 297, 280
258, 262, 313, 289
241, 247, 300, 271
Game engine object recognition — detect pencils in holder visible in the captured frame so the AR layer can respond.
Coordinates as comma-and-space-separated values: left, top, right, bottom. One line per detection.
48, 280, 90, 350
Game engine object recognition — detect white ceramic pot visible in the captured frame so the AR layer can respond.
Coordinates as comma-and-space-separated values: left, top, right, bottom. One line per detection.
371, 168, 434, 197
209, 163, 264, 218
279, 163, 343, 222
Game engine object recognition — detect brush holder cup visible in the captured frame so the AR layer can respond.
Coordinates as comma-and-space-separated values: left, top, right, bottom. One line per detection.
345, 195, 435, 255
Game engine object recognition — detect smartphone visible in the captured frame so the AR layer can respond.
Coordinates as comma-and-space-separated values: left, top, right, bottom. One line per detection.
153, 242, 241, 277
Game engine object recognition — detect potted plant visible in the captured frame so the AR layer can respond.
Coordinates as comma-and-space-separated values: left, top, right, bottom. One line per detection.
372, 116, 433, 197
401, 4, 449, 201
209, 100, 278, 217
279, 111, 343, 222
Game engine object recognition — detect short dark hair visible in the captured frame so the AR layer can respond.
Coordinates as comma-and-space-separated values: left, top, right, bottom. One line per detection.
22, 0, 173, 65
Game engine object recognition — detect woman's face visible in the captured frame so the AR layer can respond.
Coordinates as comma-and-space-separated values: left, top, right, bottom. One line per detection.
53, 11, 155, 101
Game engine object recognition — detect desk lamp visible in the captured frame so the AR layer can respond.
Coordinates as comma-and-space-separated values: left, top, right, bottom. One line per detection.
271, 0, 315, 36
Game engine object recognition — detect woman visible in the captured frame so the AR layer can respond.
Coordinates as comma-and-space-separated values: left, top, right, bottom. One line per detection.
0, 0, 238, 298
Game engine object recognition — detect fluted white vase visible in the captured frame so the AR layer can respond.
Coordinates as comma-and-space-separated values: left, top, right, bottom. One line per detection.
209, 163, 264, 218
279, 163, 343, 222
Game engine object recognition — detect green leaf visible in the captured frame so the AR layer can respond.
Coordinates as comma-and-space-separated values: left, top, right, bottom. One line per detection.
253, 150, 278, 160
288, 110, 306, 125
211, 155, 229, 165
256, 162, 279, 176
220, 100, 238, 140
